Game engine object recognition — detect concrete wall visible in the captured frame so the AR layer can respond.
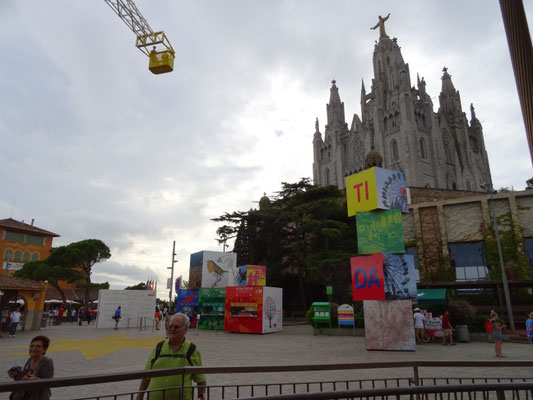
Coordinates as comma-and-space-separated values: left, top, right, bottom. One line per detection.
406, 190, 533, 278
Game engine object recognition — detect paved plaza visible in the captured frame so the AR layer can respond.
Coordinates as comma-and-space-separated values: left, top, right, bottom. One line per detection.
0, 322, 532, 399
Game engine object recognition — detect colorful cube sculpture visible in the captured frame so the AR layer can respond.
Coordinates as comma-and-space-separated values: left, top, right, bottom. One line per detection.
189, 251, 237, 289
356, 209, 405, 254
235, 265, 267, 286
345, 167, 409, 216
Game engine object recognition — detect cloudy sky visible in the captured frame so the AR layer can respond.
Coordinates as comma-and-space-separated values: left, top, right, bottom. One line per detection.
1, 1, 531, 294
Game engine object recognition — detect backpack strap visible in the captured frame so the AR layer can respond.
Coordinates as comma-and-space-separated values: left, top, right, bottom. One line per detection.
185, 342, 196, 365
150, 340, 165, 368
150, 341, 197, 367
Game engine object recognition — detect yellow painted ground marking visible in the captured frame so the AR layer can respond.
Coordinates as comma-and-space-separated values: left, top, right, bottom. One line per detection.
0, 335, 203, 360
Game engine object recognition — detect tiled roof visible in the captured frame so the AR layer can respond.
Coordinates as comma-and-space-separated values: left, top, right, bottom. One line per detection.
45, 287, 99, 302
0, 218, 60, 237
0, 275, 44, 290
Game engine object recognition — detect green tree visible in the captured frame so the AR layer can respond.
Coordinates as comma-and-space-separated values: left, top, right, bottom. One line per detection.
14, 260, 81, 305
125, 282, 146, 290
213, 179, 356, 311
91, 282, 110, 291
67, 239, 111, 309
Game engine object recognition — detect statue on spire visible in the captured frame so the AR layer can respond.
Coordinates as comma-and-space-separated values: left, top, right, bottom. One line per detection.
371, 13, 390, 38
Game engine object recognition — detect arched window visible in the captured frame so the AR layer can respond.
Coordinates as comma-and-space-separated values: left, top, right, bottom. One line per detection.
391, 140, 399, 161
466, 180, 472, 191
14, 250, 22, 262
4, 249, 12, 261
420, 138, 427, 160
23, 251, 30, 262
452, 182, 457, 190
325, 168, 330, 185
32, 252, 39, 261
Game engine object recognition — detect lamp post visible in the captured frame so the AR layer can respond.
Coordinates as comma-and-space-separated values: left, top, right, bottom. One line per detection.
482, 184, 515, 332
168, 241, 177, 309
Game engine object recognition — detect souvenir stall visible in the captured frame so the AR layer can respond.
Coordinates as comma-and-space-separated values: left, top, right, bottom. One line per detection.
224, 286, 282, 334
197, 287, 226, 330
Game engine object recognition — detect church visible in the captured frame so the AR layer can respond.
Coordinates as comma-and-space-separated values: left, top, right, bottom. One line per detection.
312, 15, 492, 192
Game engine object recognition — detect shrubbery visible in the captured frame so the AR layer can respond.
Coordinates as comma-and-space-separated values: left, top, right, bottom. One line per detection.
448, 299, 477, 328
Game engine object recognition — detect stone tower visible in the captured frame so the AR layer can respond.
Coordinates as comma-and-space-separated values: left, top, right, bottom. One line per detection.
312, 19, 492, 191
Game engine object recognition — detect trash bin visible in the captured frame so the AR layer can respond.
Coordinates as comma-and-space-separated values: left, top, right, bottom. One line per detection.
456, 325, 469, 342
311, 302, 331, 336
41, 316, 47, 328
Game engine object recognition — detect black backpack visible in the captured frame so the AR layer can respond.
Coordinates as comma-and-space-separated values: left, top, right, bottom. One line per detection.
150, 340, 197, 368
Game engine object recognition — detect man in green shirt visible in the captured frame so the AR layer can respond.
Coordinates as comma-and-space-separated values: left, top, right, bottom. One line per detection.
136, 313, 206, 400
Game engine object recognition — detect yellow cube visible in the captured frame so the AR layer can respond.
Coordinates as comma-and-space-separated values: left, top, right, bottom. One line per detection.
345, 167, 409, 216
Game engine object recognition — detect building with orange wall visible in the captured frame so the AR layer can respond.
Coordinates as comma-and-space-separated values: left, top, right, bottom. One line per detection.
0, 218, 59, 276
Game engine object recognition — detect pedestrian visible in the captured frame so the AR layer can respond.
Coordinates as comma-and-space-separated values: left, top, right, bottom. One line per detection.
8, 335, 54, 400
441, 310, 456, 345
2, 308, 9, 333
490, 310, 505, 357
136, 313, 206, 400
9, 307, 21, 338
155, 307, 161, 330
78, 307, 85, 326
413, 308, 426, 344
526, 311, 533, 359
114, 306, 121, 330
57, 305, 64, 325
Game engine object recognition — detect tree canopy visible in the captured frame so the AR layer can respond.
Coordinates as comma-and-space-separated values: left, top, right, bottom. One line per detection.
68, 239, 111, 308
14, 259, 82, 305
125, 282, 146, 290
213, 179, 356, 312
15, 239, 111, 307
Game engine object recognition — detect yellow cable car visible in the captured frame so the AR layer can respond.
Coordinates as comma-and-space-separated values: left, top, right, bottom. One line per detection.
149, 50, 175, 74
136, 32, 175, 75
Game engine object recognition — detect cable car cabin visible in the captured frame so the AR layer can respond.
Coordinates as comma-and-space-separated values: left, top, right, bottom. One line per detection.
149, 50, 174, 74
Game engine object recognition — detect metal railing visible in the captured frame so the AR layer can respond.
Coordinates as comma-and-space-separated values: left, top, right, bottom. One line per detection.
1, 360, 532, 400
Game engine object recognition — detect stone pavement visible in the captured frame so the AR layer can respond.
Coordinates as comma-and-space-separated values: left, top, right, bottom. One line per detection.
0, 322, 532, 399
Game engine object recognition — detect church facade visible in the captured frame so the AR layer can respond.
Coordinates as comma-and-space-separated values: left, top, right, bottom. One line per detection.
312, 19, 492, 192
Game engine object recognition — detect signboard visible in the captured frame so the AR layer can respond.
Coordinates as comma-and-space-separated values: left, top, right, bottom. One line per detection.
351, 254, 385, 301
424, 317, 443, 330
345, 167, 409, 216
96, 290, 156, 329
326, 286, 333, 295
356, 209, 405, 254
177, 289, 199, 306
3, 261, 24, 272
337, 304, 355, 326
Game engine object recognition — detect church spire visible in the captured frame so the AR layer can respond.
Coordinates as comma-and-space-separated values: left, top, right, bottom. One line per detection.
326, 79, 346, 126
440, 66, 456, 93
313, 117, 322, 142
439, 66, 462, 115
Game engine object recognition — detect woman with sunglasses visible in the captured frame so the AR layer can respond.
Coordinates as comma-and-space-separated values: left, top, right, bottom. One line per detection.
8, 335, 54, 400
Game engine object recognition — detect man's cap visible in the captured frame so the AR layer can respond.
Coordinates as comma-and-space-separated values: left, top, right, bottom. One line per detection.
414, 308, 420, 311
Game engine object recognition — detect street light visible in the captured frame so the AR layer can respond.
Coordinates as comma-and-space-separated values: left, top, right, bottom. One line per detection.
481, 183, 515, 332
168, 241, 177, 309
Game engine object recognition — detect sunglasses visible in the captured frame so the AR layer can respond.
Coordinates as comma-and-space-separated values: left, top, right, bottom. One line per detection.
168, 324, 185, 330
